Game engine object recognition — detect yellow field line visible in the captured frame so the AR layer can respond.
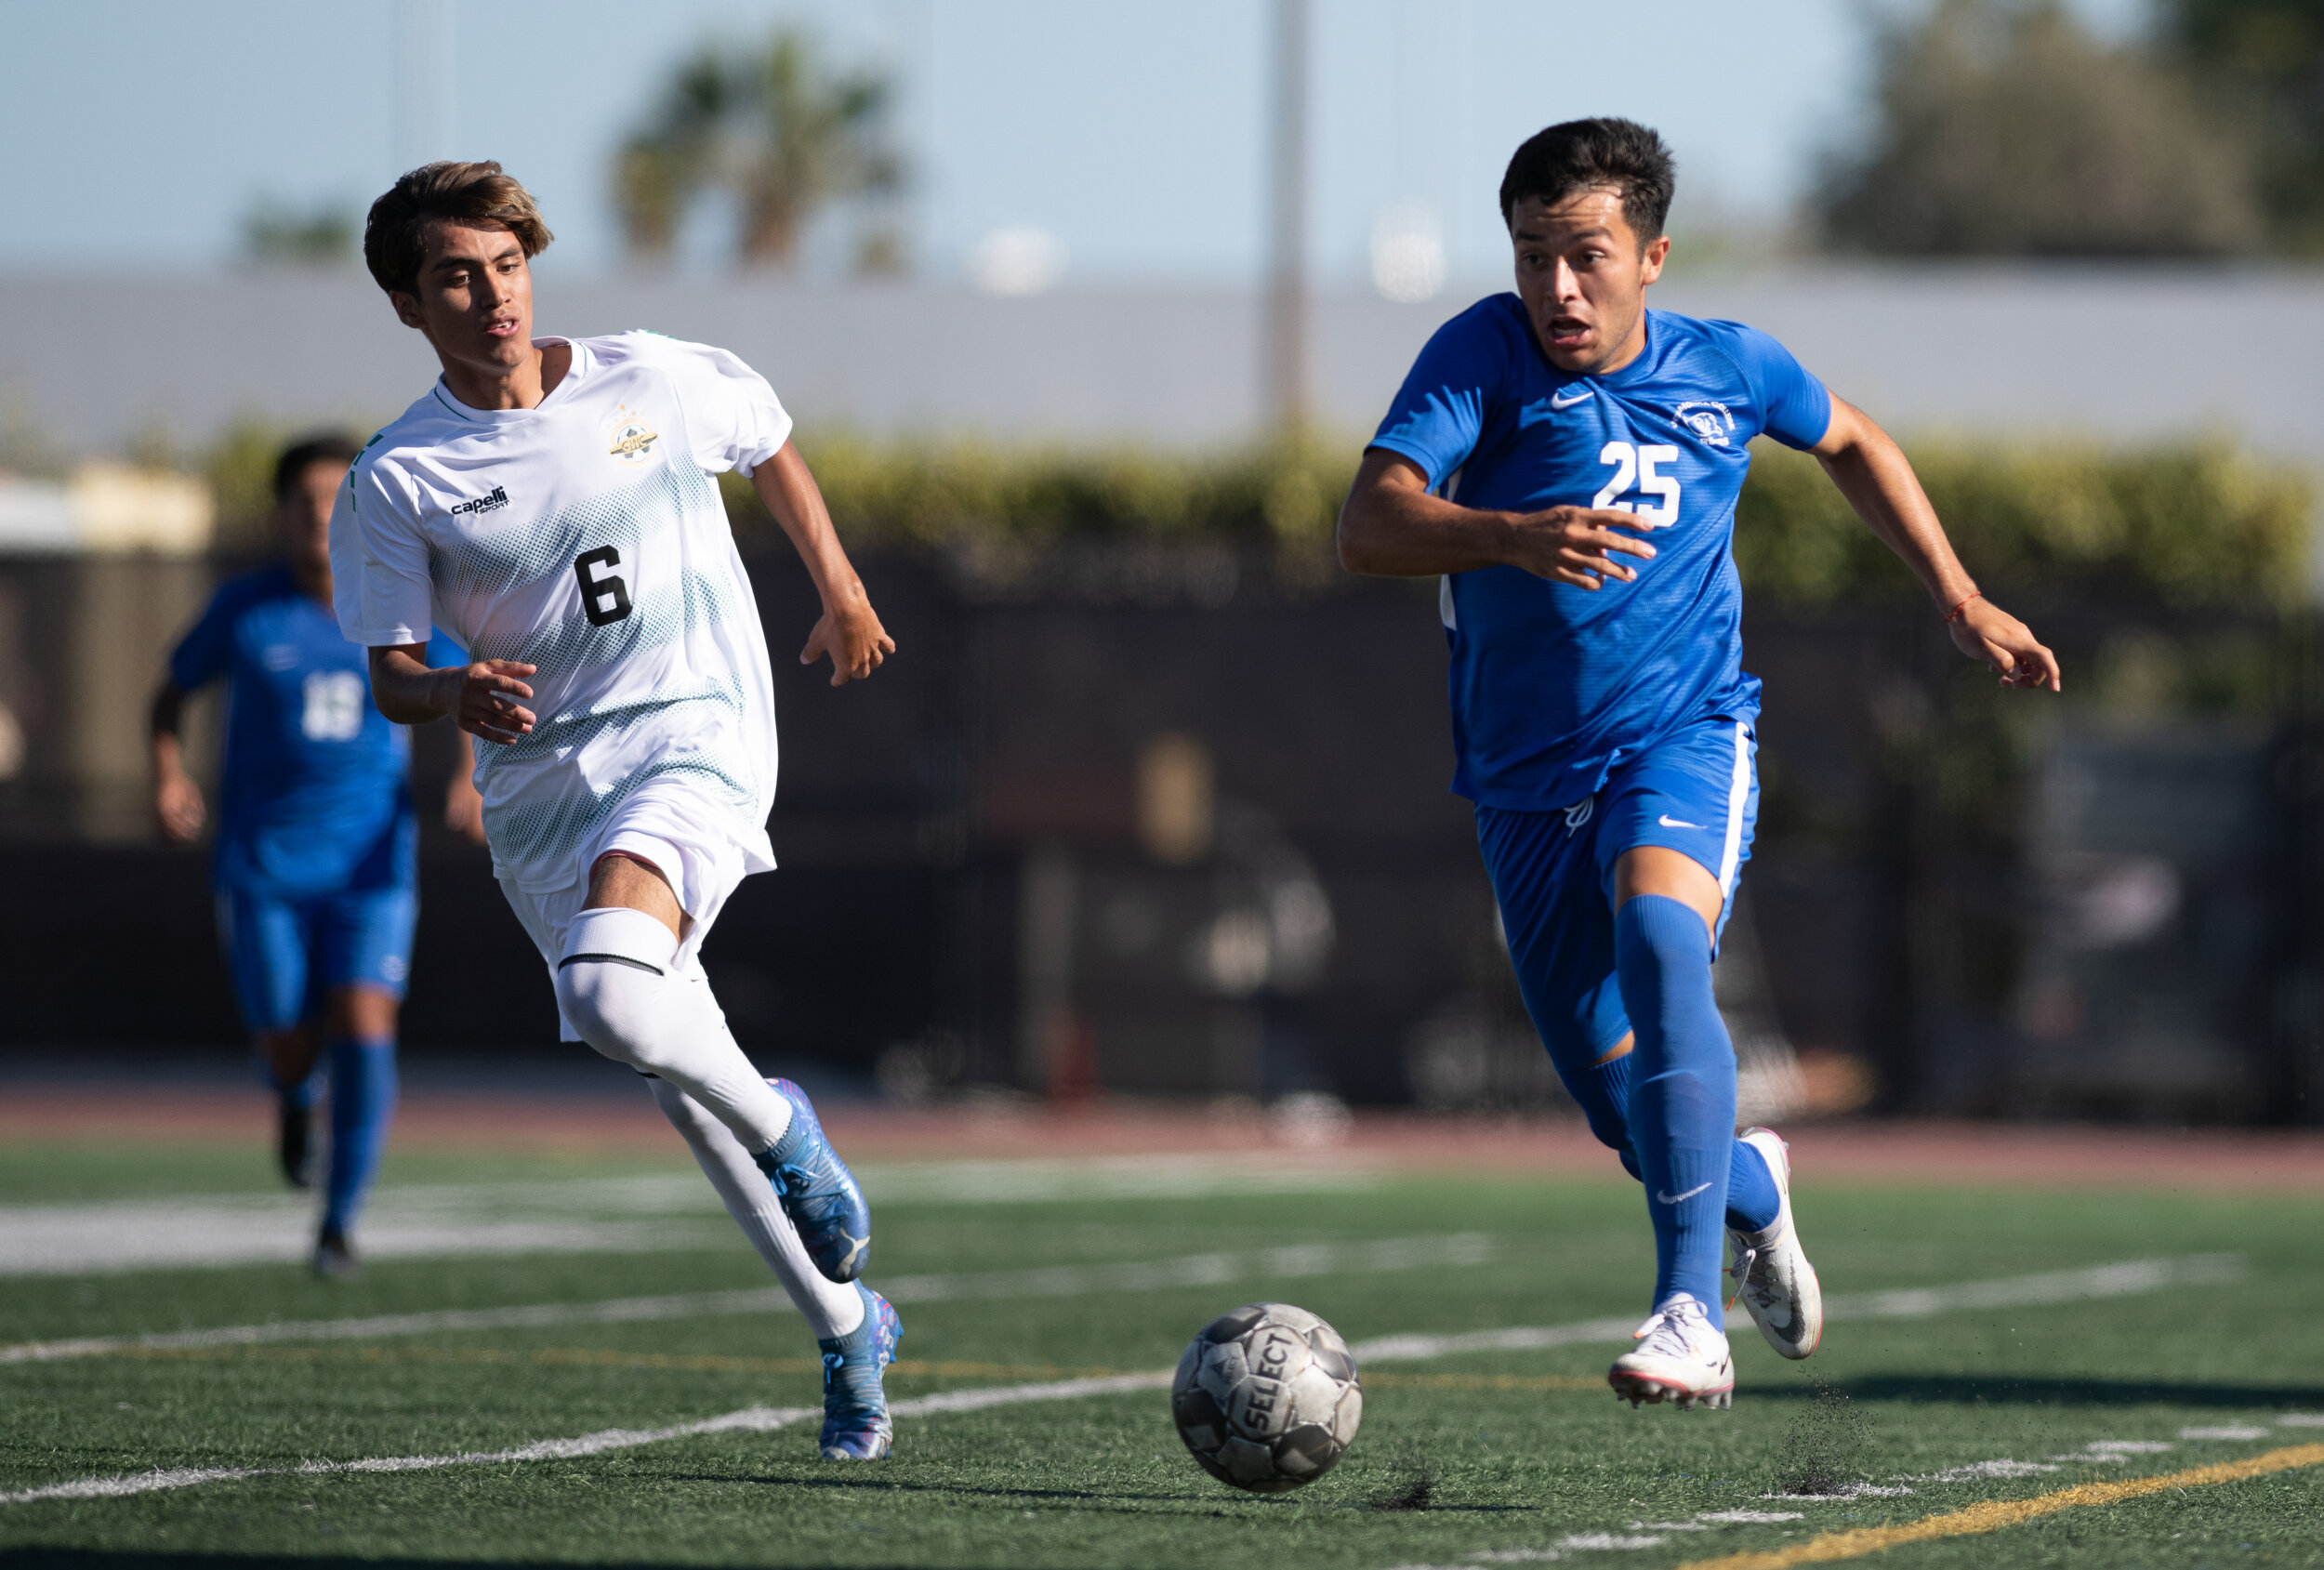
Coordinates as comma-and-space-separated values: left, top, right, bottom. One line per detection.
1674, 1443, 2324, 1570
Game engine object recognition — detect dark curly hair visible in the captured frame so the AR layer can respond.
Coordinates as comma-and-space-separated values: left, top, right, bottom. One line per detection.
363, 160, 555, 296
1499, 118, 1675, 246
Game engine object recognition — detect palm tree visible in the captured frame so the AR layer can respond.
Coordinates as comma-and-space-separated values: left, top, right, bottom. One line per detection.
614, 30, 904, 270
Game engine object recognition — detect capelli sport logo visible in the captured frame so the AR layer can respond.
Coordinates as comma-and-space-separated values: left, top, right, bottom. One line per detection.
451, 485, 510, 517
607, 407, 659, 465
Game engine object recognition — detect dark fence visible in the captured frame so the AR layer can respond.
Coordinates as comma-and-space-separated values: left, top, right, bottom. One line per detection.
2, 547, 2317, 1124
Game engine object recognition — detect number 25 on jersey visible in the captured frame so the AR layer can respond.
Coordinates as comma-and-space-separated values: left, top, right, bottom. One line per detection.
1591, 442, 1681, 526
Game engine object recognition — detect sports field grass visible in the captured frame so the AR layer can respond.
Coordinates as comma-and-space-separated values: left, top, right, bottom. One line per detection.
4, 1129, 2322, 1568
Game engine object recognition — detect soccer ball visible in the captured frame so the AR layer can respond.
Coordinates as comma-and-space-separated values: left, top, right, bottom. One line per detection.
1170, 1301, 1363, 1492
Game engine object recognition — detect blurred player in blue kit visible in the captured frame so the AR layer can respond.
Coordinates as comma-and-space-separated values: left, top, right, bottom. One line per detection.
1340, 120, 2060, 1409
151, 435, 479, 1280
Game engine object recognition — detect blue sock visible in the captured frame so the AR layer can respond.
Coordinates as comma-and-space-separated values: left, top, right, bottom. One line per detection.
1614, 895, 1737, 1324
324, 1036, 398, 1236
1575, 1048, 1643, 1180
1577, 1046, 1778, 1233
1726, 1137, 1779, 1234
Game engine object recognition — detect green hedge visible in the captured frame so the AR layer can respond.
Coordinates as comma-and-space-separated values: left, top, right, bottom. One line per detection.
205, 419, 290, 548
209, 419, 2312, 608
735, 434, 2312, 610
1735, 440, 2313, 609
720, 436, 1357, 551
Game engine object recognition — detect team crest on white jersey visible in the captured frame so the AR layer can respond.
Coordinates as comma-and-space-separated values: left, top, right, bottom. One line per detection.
1674, 401, 1736, 446
605, 406, 660, 465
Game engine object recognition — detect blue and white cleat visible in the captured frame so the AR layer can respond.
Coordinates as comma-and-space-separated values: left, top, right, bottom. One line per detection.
818, 1284, 900, 1460
753, 1078, 872, 1283
1727, 1127, 1823, 1361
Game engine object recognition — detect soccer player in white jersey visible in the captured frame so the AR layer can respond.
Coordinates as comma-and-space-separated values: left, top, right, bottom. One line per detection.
330, 162, 902, 1459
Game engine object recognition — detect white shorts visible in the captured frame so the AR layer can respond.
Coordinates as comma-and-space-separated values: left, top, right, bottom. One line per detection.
497, 783, 758, 1042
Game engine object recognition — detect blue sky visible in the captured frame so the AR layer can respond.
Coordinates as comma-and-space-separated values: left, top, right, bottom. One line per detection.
0, 0, 2148, 286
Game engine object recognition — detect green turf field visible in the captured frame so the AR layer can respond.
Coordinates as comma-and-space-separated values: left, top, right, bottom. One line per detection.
4, 1135, 2321, 1569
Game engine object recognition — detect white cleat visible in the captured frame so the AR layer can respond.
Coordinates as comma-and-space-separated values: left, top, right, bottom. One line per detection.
1728, 1126, 1823, 1361
1608, 1295, 1735, 1411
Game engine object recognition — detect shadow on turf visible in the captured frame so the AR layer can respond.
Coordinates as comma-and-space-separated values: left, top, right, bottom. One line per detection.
667, 1471, 1199, 1508
660, 1471, 1533, 1513
1750, 1375, 2324, 1408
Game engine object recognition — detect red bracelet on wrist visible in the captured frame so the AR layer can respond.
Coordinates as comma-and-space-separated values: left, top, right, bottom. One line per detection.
1945, 590, 1982, 624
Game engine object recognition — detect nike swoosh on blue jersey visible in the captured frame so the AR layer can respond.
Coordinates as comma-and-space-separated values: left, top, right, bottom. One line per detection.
1549, 389, 1591, 410
1657, 814, 1703, 829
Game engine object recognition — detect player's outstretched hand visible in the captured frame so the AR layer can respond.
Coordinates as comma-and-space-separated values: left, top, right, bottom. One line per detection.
1950, 598, 2060, 692
445, 660, 538, 745
154, 772, 205, 843
800, 592, 895, 688
1506, 505, 1660, 590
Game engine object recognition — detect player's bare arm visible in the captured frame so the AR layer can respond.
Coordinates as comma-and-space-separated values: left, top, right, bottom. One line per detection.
367, 648, 539, 744
1811, 396, 2061, 693
752, 442, 894, 685
1338, 449, 1660, 589
148, 679, 205, 842
443, 729, 487, 844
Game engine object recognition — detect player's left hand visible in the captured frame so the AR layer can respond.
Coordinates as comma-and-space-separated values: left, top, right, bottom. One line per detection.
800, 588, 895, 687
1950, 597, 2060, 692
440, 659, 537, 743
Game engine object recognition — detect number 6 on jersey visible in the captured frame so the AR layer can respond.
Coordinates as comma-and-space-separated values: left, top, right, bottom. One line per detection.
574, 546, 632, 626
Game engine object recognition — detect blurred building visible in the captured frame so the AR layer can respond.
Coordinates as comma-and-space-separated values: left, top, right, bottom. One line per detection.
6, 269, 2324, 482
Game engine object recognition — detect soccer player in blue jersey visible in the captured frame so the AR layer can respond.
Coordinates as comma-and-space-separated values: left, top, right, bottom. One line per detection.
1340, 120, 2059, 1409
152, 434, 475, 1279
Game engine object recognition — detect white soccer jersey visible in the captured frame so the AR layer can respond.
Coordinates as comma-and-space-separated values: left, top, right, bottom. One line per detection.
330, 332, 791, 894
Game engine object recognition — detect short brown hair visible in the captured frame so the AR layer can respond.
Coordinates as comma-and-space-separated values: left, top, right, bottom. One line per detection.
363, 161, 554, 295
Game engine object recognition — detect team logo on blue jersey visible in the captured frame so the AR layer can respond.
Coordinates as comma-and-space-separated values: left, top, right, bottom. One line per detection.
1674, 401, 1736, 447
607, 406, 660, 465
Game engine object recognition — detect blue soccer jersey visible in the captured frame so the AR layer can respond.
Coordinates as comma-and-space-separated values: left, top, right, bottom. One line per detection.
168, 565, 457, 895
1369, 297, 1831, 811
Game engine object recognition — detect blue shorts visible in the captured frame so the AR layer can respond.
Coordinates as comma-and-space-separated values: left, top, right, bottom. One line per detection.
1475, 717, 1757, 1075
217, 885, 417, 1035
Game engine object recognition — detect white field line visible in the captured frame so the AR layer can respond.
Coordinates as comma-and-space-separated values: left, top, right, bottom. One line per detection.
0, 1158, 1380, 1278
0, 1374, 1178, 1507
0, 1177, 740, 1277
1389, 1430, 2309, 1570
0, 1253, 2252, 1510
0, 1234, 1493, 1365
1342, 1254, 2245, 1362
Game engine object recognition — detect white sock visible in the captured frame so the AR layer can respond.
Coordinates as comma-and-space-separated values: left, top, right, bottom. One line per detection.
554, 907, 792, 1153
647, 1077, 865, 1341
